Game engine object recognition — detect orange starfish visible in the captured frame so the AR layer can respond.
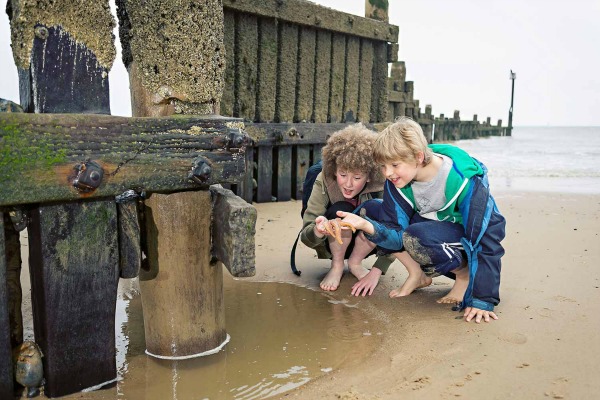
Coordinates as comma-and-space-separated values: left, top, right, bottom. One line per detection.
322, 218, 356, 244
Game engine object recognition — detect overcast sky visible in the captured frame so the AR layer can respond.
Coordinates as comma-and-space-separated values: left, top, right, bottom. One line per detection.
1, 0, 598, 126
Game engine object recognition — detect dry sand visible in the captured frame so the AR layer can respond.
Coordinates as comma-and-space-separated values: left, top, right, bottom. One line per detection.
249, 190, 600, 400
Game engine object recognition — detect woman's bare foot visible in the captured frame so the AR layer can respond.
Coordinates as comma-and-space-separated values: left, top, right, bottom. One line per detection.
389, 272, 432, 298
348, 264, 369, 280
320, 260, 345, 291
437, 266, 469, 304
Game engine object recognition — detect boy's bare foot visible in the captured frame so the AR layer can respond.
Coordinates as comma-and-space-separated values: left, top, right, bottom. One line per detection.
348, 264, 369, 280
389, 273, 432, 298
320, 260, 345, 291
437, 267, 469, 304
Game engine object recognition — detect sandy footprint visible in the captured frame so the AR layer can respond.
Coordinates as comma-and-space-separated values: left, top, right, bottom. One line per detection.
497, 332, 528, 345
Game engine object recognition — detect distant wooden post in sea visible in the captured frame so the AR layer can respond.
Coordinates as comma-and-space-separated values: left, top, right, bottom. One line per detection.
508, 70, 516, 136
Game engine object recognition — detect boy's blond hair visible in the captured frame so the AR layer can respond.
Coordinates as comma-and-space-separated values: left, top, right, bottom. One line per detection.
321, 123, 382, 182
374, 117, 432, 165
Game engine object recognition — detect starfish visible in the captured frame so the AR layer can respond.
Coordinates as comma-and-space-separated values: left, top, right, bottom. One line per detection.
322, 218, 356, 244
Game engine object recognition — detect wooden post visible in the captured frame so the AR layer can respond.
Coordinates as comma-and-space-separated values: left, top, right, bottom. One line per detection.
365, 0, 389, 23
117, 0, 253, 359
28, 200, 120, 397
116, 0, 225, 117
7, 1, 115, 114
117, 193, 142, 279
139, 191, 227, 358
0, 213, 15, 399
6, 2, 122, 397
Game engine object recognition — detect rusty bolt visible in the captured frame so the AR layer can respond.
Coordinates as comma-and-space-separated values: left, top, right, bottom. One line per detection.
188, 157, 212, 184
228, 129, 246, 148
287, 128, 297, 137
72, 160, 104, 193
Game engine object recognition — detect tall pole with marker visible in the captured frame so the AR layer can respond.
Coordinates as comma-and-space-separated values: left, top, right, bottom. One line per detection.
507, 70, 516, 136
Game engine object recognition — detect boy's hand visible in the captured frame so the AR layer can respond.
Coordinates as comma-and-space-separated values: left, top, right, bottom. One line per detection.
336, 211, 374, 234
463, 307, 498, 323
314, 216, 329, 237
351, 267, 382, 297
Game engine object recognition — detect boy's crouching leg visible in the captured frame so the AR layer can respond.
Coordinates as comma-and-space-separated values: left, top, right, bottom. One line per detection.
389, 251, 432, 298
437, 262, 469, 304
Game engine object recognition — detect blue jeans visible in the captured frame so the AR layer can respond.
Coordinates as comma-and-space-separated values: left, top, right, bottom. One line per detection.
402, 213, 466, 277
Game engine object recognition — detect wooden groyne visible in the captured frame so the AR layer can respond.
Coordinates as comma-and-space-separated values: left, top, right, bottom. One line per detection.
1, 1, 507, 398
218, 1, 506, 204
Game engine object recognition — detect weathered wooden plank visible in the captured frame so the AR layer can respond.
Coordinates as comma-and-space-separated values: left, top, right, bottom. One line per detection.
221, 10, 236, 117
313, 30, 332, 123
19, 25, 110, 114
117, 192, 141, 279
28, 199, 119, 397
295, 26, 316, 123
236, 13, 258, 120
0, 114, 250, 206
312, 144, 324, 164
343, 35, 360, 122
387, 42, 399, 63
370, 40, 388, 122
388, 90, 408, 103
256, 146, 273, 202
275, 22, 298, 123
245, 122, 377, 146
0, 213, 14, 400
210, 185, 256, 277
241, 147, 255, 202
276, 146, 292, 201
357, 39, 373, 123
222, 0, 398, 43
389, 61, 406, 90
294, 145, 311, 199
256, 17, 278, 122
329, 33, 346, 123
140, 191, 226, 358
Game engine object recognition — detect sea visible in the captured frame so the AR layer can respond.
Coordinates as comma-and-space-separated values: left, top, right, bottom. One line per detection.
450, 126, 600, 194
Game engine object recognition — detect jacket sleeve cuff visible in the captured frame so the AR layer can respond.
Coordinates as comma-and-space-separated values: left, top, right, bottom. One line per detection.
301, 225, 325, 247
467, 298, 495, 312
371, 254, 394, 274
363, 217, 385, 244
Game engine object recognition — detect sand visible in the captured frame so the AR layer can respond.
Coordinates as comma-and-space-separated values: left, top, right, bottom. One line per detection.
248, 190, 600, 399
14, 189, 600, 399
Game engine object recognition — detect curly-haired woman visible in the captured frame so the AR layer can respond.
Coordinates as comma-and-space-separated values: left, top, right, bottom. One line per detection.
300, 124, 394, 296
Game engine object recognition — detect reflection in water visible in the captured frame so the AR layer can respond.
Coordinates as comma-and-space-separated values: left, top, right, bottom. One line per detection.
57, 275, 380, 400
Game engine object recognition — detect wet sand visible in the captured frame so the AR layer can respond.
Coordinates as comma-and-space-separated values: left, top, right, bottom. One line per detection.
16, 189, 600, 399
251, 190, 600, 399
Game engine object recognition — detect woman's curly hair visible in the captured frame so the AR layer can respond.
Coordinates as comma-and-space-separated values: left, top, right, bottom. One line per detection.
321, 124, 381, 182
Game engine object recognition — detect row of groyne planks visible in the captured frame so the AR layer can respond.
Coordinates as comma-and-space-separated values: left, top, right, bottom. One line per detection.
219, 1, 507, 204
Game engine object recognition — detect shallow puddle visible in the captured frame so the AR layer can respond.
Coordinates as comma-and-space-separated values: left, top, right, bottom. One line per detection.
44, 275, 381, 400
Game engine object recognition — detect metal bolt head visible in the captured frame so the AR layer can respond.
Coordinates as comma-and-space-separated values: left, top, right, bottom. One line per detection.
189, 157, 212, 184
34, 26, 48, 40
72, 160, 104, 192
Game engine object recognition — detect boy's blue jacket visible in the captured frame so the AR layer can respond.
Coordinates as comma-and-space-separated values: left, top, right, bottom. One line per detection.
362, 144, 506, 311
